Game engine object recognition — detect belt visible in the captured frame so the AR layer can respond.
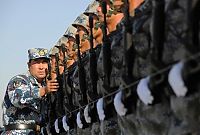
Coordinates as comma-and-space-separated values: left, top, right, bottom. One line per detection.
4, 124, 40, 132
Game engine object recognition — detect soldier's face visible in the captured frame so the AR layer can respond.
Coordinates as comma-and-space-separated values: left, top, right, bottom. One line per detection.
67, 37, 77, 61
94, 28, 103, 45
50, 56, 57, 80
28, 58, 48, 81
113, 0, 124, 12
86, 14, 99, 35
77, 25, 90, 53
97, 3, 111, 22
67, 37, 75, 55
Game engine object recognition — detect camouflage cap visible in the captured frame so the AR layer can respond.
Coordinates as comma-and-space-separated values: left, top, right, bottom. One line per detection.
55, 36, 68, 47
28, 48, 49, 60
84, 0, 99, 17
64, 25, 77, 39
49, 46, 59, 56
72, 14, 89, 32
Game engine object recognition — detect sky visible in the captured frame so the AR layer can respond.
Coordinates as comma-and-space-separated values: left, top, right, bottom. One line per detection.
0, 0, 92, 127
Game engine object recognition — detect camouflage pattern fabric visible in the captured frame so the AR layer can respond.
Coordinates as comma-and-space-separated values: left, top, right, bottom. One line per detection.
1, 71, 45, 135
84, 0, 99, 17
3, 0, 199, 134
28, 48, 49, 60
64, 25, 77, 39
72, 14, 89, 32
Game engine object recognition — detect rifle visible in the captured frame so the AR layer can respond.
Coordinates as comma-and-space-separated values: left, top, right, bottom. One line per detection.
46, 60, 57, 130
75, 34, 89, 128
55, 53, 65, 117
148, 0, 166, 104
75, 34, 88, 106
87, 15, 99, 123
61, 44, 74, 113
120, 0, 137, 114
88, 15, 98, 100
122, 0, 134, 82
101, 1, 112, 92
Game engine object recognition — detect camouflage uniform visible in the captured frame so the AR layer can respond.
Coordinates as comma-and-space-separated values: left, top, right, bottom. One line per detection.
96, 9, 122, 135
109, 0, 172, 134
165, 0, 200, 134
1, 48, 49, 135
83, 1, 102, 135
71, 14, 92, 135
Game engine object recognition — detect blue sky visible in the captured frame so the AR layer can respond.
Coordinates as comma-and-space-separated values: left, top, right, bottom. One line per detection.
0, 0, 92, 126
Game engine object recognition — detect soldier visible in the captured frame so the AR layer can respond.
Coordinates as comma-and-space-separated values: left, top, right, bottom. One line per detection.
84, 0, 103, 45
94, 0, 125, 134
165, 0, 200, 134
64, 25, 78, 67
58, 25, 78, 135
71, 13, 92, 135
49, 46, 59, 80
72, 14, 90, 54
84, 2, 104, 134
1, 48, 59, 135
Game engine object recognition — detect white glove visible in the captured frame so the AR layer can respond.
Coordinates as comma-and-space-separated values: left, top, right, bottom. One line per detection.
136, 76, 154, 105
62, 115, 69, 132
114, 87, 127, 116
168, 61, 188, 97
54, 118, 60, 133
84, 105, 92, 123
76, 111, 83, 128
96, 98, 105, 120
41, 127, 44, 135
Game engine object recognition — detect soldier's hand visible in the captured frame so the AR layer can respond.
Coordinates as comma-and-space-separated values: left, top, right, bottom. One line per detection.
45, 79, 59, 93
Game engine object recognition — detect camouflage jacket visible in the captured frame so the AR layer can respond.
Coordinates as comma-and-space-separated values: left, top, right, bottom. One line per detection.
2, 71, 45, 135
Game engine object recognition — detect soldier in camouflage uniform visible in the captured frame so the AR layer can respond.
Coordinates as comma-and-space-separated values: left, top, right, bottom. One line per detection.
164, 0, 200, 134
61, 25, 79, 135
1, 48, 59, 135
64, 25, 78, 67
83, 1, 103, 134
84, 0, 103, 46
109, 0, 170, 134
95, 0, 124, 134
109, 0, 142, 134
71, 13, 92, 135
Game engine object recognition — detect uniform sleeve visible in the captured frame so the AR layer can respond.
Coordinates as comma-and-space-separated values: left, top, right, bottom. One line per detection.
6, 75, 41, 108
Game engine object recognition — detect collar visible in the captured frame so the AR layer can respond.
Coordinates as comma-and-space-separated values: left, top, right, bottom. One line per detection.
26, 71, 46, 86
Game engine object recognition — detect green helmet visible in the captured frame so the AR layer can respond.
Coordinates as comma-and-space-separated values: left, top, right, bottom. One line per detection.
84, 0, 99, 17
64, 25, 77, 39
55, 36, 68, 47
49, 46, 59, 56
72, 14, 89, 33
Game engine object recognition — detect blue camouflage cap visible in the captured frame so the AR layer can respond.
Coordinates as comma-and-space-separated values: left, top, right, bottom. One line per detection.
28, 48, 49, 60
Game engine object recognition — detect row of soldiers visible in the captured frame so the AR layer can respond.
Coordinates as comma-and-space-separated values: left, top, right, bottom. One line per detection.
41, 0, 200, 134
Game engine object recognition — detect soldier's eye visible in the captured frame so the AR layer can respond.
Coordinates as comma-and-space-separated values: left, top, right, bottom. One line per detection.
94, 21, 101, 30
82, 34, 89, 41
81, 38, 86, 42
73, 43, 78, 51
